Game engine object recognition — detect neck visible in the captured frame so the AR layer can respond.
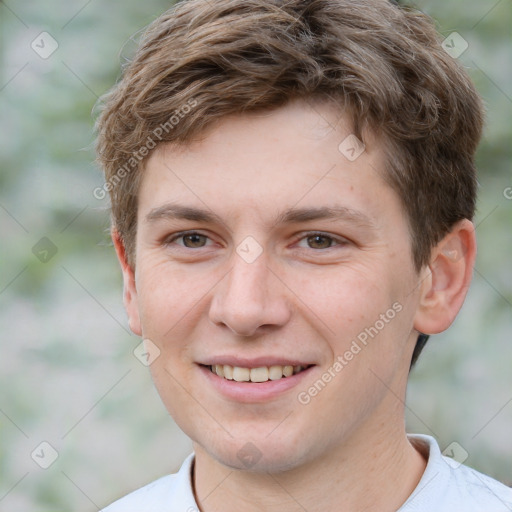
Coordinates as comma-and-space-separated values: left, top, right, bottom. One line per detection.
192, 414, 427, 512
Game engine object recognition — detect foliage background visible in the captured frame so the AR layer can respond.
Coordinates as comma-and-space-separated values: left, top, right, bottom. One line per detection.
0, 0, 510, 510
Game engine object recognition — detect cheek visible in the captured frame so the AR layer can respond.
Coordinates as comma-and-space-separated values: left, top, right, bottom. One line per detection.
137, 259, 194, 320
135, 257, 224, 350
289, 264, 394, 336
290, 262, 416, 384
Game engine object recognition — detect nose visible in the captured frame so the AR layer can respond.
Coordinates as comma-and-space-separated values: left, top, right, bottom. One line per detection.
208, 251, 291, 337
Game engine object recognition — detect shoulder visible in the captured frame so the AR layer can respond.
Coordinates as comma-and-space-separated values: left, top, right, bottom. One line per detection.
100, 453, 197, 512
446, 460, 512, 509
101, 474, 176, 512
404, 434, 512, 512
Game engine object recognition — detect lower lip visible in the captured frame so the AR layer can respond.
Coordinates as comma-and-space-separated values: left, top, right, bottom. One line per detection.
198, 365, 315, 403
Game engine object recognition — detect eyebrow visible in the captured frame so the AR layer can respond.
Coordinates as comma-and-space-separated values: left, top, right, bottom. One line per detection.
145, 203, 376, 229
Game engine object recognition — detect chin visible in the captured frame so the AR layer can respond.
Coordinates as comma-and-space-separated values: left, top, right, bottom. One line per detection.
202, 432, 313, 474
217, 450, 303, 474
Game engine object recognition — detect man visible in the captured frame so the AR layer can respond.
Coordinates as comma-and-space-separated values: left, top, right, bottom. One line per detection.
95, 0, 512, 510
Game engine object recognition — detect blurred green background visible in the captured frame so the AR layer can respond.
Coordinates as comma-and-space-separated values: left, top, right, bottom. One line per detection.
0, 0, 510, 510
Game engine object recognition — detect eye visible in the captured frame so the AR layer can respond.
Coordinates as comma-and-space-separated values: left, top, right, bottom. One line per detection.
165, 231, 212, 249
164, 231, 347, 251
296, 232, 347, 250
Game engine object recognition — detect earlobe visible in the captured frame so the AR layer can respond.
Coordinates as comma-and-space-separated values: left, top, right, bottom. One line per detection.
414, 219, 476, 335
112, 229, 142, 336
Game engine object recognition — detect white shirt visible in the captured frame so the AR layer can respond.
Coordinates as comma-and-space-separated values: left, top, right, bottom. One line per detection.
101, 434, 512, 511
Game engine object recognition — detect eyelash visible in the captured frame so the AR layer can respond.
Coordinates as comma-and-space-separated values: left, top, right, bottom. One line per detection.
164, 230, 348, 250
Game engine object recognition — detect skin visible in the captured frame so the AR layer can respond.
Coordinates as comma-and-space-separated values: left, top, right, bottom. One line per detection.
114, 99, 476, 511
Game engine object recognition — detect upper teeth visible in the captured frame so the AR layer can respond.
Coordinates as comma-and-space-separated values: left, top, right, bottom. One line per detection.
210, 364, 307, 382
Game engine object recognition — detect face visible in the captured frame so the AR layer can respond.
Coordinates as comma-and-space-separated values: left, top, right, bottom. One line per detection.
123, 100, 426, 473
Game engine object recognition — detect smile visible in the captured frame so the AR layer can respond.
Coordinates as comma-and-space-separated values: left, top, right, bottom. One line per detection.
206, 364, 313, 383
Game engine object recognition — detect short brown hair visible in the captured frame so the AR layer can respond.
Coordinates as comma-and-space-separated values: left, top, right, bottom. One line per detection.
95, 0, 483, 300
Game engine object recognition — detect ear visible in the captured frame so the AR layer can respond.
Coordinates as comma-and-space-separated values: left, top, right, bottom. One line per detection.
112, 229, 142, 336
414, 219, 476, 335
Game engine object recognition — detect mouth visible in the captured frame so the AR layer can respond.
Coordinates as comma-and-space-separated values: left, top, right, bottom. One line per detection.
202, 364, 314, 383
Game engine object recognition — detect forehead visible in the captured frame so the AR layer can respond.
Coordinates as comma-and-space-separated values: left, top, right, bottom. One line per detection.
138, 100, 401, 230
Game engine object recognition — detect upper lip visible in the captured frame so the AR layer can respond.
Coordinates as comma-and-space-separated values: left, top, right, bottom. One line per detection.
198, 356, 315, 368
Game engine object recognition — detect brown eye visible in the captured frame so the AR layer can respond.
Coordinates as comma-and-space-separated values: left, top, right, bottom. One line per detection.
306, 234, 335, 249
182, 233, 208, 248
